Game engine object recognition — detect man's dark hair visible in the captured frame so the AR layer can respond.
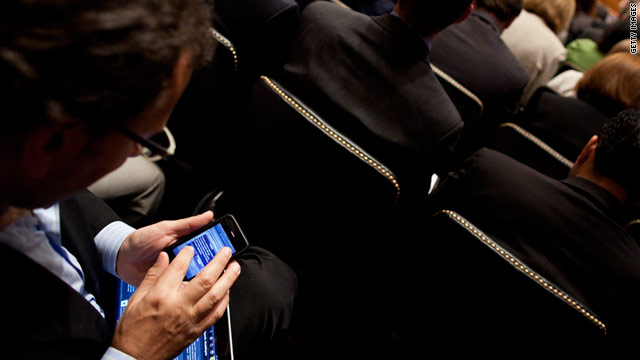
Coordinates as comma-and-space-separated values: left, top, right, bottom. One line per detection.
0, 0, 214, 135
397, 0, 474, 35
475, 0, 523, 22
594, 108, 640, 201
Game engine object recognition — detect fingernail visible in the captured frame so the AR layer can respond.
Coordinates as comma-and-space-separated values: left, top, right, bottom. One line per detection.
232, 262, 241, 275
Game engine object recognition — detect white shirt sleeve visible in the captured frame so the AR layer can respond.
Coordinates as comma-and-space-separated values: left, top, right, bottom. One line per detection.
95, 221, 136, 276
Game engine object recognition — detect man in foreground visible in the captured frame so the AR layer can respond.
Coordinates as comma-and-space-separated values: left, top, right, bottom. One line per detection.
0, 0, 296, 358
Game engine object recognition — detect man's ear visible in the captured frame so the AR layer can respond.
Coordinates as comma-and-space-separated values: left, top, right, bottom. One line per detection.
569, 135, 599, 176
19, 123, 85, 178
20, 127, 61, 178
576, 135, 599, 164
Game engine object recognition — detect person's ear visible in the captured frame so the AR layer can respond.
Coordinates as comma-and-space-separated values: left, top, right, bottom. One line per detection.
569, 135, 599, 176
576, 135, 599, 164
20, 123, 86, 178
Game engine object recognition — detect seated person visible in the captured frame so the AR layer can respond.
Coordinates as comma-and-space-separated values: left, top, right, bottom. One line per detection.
575, 52, 640, 119
547, 38, 638, 97
565, 0, 605, 44
278, 0, 472, 203
505, 52, 640, 167
430, 0, 530, 154
427, 108, 640, 337
501, 0, 576, 105
0, 0, 297, 358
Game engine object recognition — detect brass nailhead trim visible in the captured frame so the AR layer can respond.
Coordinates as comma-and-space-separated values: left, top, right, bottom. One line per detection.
627, 219, 640, 228
209, 28, 238, 72
431, 64, 484, 114
499, 122, 574, 168
436, 209, 607, 334
260, 76, 401, 203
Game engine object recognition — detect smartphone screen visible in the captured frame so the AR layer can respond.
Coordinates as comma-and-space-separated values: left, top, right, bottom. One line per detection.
171, 223, 236, 280
165, 215, 249, 280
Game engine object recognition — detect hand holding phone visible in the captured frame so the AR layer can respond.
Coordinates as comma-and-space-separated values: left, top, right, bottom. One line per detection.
164, 214, 249, 280
112, 243, 239, 359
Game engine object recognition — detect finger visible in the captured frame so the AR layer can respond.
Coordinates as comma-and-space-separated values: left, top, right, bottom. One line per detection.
128, 252, 169, 304
165, 211, 214, 239
180, 247, 233, 305
192, 260, 241, 319
151, 246, 195, 294
198, 291, 231, 331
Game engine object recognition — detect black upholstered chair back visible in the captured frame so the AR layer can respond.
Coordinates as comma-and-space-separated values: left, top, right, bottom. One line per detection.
422, 210, 607, 344
489, 122, 574, 180
217, 76, 400, 269
158, 29, 245, 220
628, 215, 640, 247
431, 64, 483, 126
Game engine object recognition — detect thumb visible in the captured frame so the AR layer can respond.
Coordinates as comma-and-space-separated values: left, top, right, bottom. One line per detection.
128, 252, 169, 304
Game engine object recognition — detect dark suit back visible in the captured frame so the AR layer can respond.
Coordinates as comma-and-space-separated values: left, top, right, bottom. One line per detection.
427, 149, 640, 337
279, 1, 463, 202
513, 87, 608, 161
431, 10, 529, 125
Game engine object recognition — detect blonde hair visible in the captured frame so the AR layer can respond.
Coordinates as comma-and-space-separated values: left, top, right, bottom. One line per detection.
576, 53, 640, 116
523, 0, 576, 33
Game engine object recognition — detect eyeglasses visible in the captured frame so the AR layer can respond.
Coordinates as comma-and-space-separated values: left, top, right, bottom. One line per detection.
114, 125, 176, 161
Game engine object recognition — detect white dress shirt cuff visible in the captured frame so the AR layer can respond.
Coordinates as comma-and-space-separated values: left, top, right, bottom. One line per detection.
102, 346, 137, 360
95, 221, 135, 276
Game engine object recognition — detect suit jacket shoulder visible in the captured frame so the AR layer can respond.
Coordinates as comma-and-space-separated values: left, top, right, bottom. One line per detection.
281, 1, 462, 178
431, 10, 530, 114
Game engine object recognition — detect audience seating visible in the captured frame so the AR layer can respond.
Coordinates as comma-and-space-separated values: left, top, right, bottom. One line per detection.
431, 64, 483, 126
418, 210, 607, 347
489, 122, 573, 180
628, 216, 640, 246
215, 75, 401, 267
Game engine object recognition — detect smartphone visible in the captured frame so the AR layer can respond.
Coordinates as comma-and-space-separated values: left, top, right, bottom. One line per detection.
164, 214, 249, 280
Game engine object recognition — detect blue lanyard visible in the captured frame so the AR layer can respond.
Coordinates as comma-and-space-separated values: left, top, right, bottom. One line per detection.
41, 225, 85, 281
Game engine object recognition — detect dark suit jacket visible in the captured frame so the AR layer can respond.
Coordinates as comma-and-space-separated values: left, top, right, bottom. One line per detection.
1, 190, 120, 359
427, 148, 640, 337
279, 1, 463, 201
430, 10, 530, 125
516, 87, 608, 161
